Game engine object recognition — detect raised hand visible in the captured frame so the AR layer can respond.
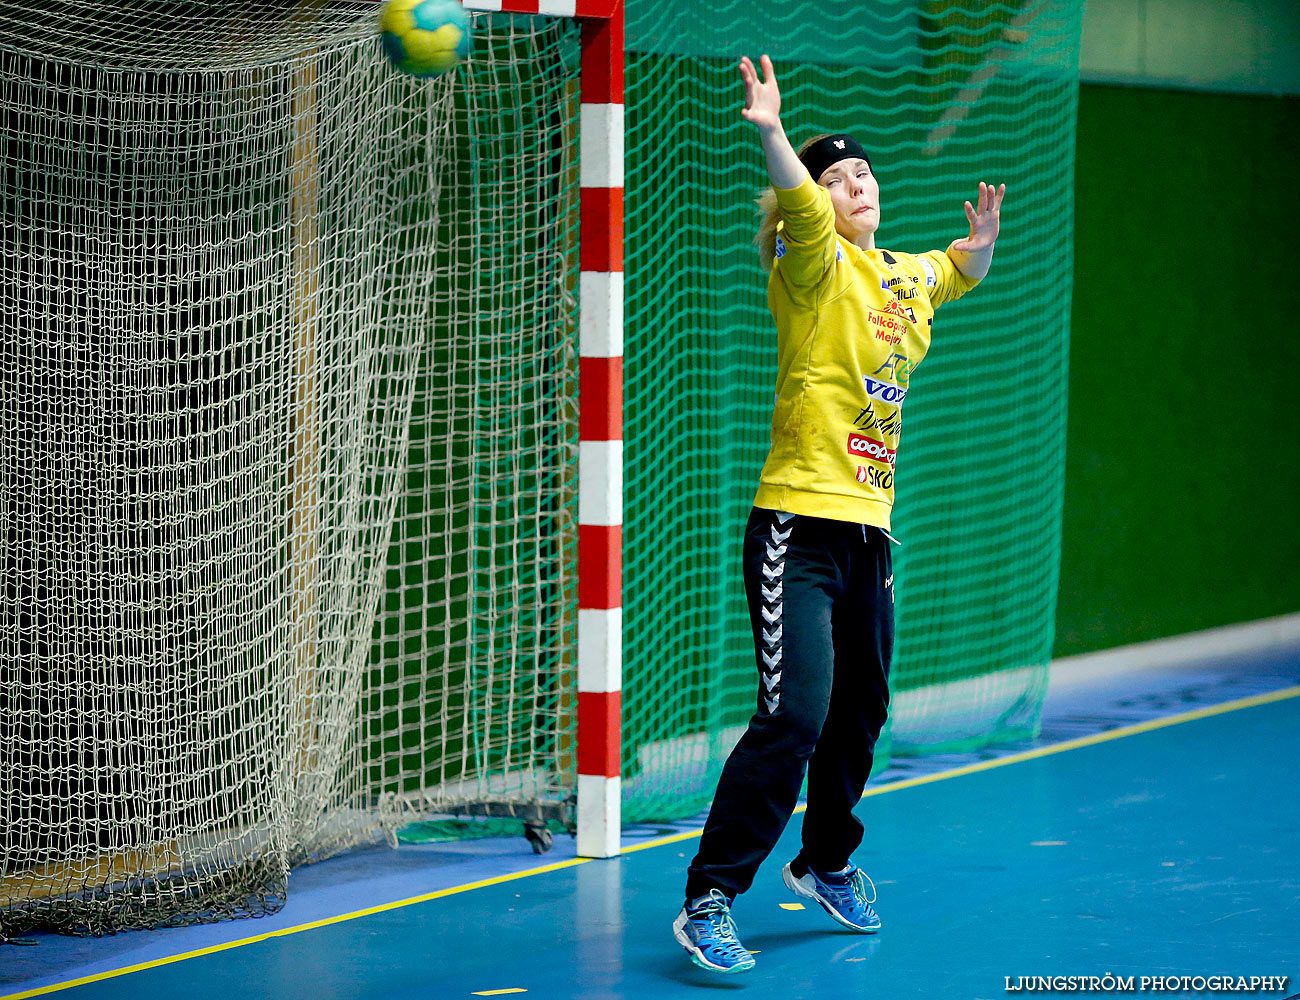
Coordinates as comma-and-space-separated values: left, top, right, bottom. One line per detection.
951, 181, 1006, 252
739, 54, 782, 131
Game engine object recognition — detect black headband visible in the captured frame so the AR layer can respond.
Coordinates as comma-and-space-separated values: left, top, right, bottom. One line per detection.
799, 134, 872, 184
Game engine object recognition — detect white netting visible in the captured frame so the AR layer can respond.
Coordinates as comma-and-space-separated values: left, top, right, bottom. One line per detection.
0, 7, 580, 936
361, 22, 582, 841
0, 0, 382, 69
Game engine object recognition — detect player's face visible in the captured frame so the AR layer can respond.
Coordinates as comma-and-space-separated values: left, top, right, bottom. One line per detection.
819, 158, 879, 245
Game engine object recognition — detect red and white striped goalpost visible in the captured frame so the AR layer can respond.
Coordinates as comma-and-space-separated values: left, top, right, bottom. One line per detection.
462, 0, 625, 859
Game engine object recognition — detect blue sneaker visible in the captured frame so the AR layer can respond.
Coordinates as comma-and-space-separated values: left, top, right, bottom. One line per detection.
781, 860, 882, 932
671, 889, 756, 974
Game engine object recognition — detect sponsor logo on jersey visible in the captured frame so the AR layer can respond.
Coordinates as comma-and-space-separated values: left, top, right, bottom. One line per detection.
865, 309, 908, 338
853, 465, 895, 490
881, 298, 909, 319
847, 433, 897, 468
872, 353, 917, 385
774, 235, 787, 259
861, 465, 894, 490
854, 403, 902, 436
921, 257, 937, 287
863, 375, 908, 405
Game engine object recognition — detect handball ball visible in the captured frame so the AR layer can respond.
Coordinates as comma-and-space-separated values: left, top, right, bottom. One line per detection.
380, 0, 472, 78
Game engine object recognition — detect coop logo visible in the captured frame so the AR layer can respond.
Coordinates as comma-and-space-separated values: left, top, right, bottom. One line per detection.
847, 433, 896, 468
862, 376, 908, 405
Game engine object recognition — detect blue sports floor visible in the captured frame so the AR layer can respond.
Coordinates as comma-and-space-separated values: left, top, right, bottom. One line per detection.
4, 622, 1299, 999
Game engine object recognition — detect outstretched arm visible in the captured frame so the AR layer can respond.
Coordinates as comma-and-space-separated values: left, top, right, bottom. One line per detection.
948, 181, 1005, 280
739, 55, 806, 190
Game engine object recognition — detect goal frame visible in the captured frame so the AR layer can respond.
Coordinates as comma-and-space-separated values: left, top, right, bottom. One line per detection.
458, 0, 625, 859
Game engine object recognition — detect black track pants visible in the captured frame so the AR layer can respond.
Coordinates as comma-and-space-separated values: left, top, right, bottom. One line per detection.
684, 507, 894, 901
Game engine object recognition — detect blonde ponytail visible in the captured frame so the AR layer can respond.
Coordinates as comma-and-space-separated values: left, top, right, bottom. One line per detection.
754, 187, 780, 273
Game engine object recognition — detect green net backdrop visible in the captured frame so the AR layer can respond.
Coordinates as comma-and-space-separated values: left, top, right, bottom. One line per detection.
620, 0, 1082, 821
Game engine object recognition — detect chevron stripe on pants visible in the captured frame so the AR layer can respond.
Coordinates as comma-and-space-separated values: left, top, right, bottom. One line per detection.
685, 507, 894, 901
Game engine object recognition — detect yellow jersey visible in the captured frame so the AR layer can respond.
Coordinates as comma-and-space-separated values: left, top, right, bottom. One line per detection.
753, 174, 981, 529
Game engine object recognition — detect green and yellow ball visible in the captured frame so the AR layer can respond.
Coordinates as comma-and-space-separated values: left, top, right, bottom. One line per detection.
380, 0, 472, 78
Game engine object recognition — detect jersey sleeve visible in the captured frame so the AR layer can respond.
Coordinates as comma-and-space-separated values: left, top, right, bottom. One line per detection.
914, 247, 981, 307
771, 173, 837, 288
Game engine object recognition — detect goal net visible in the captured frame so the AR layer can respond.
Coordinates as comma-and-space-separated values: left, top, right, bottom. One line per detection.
0, 2, 581, 936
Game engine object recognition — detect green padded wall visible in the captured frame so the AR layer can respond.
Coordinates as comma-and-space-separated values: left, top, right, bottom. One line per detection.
1057, 83, 1300, 656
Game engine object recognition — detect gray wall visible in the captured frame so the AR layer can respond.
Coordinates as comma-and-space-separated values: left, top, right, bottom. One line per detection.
1080, 0, 1300, 95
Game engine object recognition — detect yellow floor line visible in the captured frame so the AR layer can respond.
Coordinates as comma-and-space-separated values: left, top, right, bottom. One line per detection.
6, 683, 1297, 1000
0, 858, 588, 1000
